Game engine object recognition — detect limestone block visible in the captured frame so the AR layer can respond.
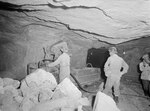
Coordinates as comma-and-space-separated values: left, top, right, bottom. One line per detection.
24, 69, 57, 87
3, 78, 14, 86
2, 85, 23, 104
78, 97, 90, 106
93, 91, 120, 111
0, 86, 4, 94
38, 89, 53, 102
14, 96, 23, 104
30, 98, 68, 111
23, 78, 89, 111
20, 69, 59, 111
38, 79, 57, 91
31, 96, 89, 111
0, 78, 22, 111
0, 78, 22, 104
20, 69, 57, 97
0, 90, 20, 111
21, 97, 36, 111
65, 97, 90, 111
4, 86, 19, 98
3, 78, 20, 89
35, 78, 89, 111
65, 97, 82, 109
50, 78, 90, 111
20, 85, 40, 111
55, 78, 82, 99
38, 62, 59, 83
20, 80, 32, 97
52, 88, 66, 100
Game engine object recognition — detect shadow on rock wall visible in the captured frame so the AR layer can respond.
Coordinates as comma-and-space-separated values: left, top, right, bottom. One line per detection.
0, 38, 26, 80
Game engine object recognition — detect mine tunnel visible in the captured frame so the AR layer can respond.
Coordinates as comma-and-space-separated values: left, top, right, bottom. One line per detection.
86, 47, 109, 80
0, 0, 150, 111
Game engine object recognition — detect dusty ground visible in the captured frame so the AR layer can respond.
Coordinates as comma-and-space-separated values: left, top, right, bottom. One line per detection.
81, 81, 150, 111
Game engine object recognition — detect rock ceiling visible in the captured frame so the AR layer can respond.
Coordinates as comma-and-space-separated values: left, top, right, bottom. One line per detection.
1, 0, 150, 44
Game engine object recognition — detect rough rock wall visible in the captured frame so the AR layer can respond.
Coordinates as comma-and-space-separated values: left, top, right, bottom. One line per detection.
116, 37, 150, 83
0, 0, 150, 83
0, 10, 108, 80
1, 0, 150, 44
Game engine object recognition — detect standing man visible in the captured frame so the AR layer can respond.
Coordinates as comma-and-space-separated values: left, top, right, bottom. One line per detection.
139, 54, 150, 97
47, 45, 70, 83
103, 47, 129, 104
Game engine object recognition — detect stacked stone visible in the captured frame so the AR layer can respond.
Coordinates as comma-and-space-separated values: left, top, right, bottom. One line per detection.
0, 69, 90, 111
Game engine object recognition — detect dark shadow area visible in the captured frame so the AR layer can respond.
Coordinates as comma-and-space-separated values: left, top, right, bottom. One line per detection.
137, 63, 141, 81
0, 1, 43, 12
86, 47, 109, 81
91, 95, 96, 108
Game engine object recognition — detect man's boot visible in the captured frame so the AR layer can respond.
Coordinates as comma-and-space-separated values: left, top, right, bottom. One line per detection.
114, 96, 119, 104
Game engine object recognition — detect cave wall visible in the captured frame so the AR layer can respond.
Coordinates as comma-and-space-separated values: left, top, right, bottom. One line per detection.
0, 11, 109, 80
0, 8, 150, 83
116, 37, 150, 83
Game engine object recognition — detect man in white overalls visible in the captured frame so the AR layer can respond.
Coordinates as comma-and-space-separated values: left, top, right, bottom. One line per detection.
47, 44, 70, 83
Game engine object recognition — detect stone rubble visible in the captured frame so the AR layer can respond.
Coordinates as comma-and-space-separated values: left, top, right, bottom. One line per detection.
0, 69, 90, 111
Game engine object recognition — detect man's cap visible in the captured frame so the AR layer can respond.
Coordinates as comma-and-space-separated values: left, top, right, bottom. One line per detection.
108, 47, 118, 54
142, 54, 149, 60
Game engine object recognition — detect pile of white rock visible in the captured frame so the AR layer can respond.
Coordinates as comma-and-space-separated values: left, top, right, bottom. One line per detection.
0, 69, 90, 111
0, 77, 21, 111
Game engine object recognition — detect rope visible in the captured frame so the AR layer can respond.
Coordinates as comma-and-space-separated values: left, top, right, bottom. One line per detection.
70, 73, 150, 100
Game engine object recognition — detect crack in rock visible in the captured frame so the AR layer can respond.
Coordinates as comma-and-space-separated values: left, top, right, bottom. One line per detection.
22, 12, 116, 41
0, 1, 112, 19
53, 0, 71, 3
22, 11, 135, 45
139, 20, 149, 26
47, 2, 113, 19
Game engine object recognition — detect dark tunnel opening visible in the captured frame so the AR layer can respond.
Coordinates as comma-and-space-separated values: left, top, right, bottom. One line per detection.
86, 47, 109, 80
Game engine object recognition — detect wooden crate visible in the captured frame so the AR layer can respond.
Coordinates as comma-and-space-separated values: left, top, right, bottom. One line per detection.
71, 67, 101, 86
